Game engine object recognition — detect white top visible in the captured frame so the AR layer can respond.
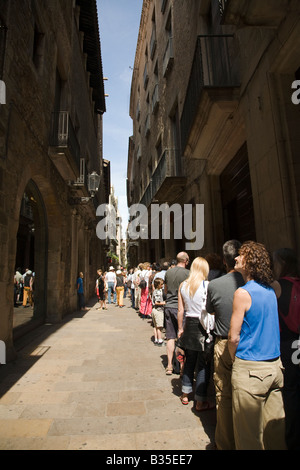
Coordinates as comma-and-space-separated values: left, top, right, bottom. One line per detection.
180, 280, 209, 318
132, 269, 141, 287
140, 269, 152, 287
105, 271, 116, 283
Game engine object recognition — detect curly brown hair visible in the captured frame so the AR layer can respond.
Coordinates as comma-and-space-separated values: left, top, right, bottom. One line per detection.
239, 241, 274, 286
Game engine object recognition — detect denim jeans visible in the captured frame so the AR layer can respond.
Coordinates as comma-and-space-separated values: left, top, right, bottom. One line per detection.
107, 282, 116, 303
182, 349, 211, 402
77, 292, 85, 309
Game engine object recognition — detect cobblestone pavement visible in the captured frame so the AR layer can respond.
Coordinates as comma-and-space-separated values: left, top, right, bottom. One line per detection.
0, 296, 216, 450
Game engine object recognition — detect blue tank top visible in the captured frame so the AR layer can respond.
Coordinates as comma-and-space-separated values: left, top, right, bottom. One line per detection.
236, 280, 280, 361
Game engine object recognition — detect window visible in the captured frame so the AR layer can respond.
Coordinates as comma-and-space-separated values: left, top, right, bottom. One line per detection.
161, 0, 167, 14
163, 10, 173, 77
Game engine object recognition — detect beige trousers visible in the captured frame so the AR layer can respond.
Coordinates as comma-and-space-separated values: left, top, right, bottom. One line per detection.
232, 356, 286, 450
23, 287, 33, 307
116, 286, 124, 306
213, 337, 235, 450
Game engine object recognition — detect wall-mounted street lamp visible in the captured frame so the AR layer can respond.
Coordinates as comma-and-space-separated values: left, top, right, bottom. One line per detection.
68, 170, 100, 205
88, 171, 101, 196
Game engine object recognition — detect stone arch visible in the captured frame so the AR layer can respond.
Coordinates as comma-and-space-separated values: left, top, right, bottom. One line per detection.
14, 179, 48, 337
12, 172, 66, 338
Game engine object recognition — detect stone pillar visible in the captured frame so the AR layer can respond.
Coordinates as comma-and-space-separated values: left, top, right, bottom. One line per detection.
46, 225, 63, 323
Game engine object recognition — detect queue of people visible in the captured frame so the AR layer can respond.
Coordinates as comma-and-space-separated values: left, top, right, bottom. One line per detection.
76, 241, 299, 450
127, 242, 299, 451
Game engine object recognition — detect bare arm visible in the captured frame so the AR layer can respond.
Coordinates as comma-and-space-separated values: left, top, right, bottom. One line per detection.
177, 283, 185, 337
228, 288, 251, 361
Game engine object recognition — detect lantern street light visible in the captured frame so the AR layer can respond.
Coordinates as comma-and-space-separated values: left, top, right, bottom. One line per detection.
88, 171, 101, 197
69, 170, 100, 205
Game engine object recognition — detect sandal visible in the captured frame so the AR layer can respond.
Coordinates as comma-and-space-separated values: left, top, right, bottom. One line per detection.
180, 394, 189, 405
165, 367, 173, 375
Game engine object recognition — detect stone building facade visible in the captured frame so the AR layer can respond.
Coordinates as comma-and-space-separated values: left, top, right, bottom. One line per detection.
0, 0, 108, 360
127, 0, 300, 267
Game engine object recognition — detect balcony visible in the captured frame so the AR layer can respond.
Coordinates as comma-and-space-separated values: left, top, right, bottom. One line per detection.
219, 0, 289, 26
49, 111, 81, 181
67, 158, 92, 204
180, 34, 241, 159
140, 149, 186, 207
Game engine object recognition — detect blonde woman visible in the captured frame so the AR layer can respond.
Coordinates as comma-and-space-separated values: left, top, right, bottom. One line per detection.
177, 257, 214, 411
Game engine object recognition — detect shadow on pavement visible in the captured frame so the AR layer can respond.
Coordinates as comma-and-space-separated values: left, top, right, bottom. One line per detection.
0, 298, 97, 399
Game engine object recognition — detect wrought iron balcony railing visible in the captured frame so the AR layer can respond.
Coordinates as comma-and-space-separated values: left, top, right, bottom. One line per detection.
181, 34, 240, 153
140, 148, 185, 207
49, 111, 81, 179
218, 0, 286, 26
218, 0, 228, 17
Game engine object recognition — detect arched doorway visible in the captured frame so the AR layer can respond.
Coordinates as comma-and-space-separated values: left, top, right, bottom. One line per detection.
13, 180, 48, 337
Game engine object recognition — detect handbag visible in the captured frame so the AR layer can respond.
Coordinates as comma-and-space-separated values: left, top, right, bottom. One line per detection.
199, 281, 215, 342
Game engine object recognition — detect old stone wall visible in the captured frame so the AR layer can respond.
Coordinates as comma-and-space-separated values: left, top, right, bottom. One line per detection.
0, 0, 106, 360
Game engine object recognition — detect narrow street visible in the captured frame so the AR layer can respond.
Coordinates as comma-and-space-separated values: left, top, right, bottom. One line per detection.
0, 296, 216, 450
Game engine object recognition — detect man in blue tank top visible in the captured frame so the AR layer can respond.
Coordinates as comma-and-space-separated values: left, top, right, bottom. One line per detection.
228, 241, 286, 450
